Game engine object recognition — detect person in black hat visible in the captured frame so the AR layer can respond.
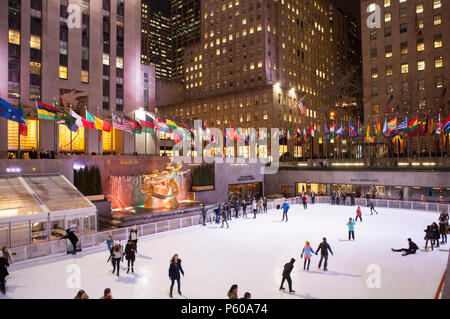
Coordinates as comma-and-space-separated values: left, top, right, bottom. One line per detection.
279, 258, 296, 293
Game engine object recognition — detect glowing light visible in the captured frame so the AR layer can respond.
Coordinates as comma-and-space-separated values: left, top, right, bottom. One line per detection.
6, 167, 21, 173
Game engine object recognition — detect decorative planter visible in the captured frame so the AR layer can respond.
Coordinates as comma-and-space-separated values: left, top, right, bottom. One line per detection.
192, 185, 215, 192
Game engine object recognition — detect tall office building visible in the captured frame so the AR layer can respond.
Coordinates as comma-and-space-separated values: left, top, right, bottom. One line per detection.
0, 0, 153, 157
159, 0, 360, 158
141, 0, 173, 79
361, 0, 449, 125
171, 0, 202, 82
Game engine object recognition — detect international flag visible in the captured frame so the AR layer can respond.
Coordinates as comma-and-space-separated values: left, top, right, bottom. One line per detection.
140, 115, 156, 134
443, 114, 450, 133
382, 118, 388, 134
436, 114, 442, 135
279, 129, 285, 139
182, 123, 195, 141
53, 102, 77, 132
365, 125, 370, 142
376, 118, 381, 136
420, 115, 431, 136
387, 117, 397, 132
236, 127, 246, 142
408, 116, 418, 136
316, 124, 321, 136
308, 126, 314, 138
112, 113, 133, 132
166, 119, 182, 133
156, 118, 171, 133
357, 120, 364, 136
324, 123, 329, 135
205, 124, 215, 142
297, 97, 307, 116
398, 117, 408, 131
124, 115, 142, 134
36, 100, 62, 121
336, 123, 343, 136
348, 122, 357, 137
18, 102, 28, 137
385, 94, 395, 113
330, 122, 335, 134
86, 111, 105, 131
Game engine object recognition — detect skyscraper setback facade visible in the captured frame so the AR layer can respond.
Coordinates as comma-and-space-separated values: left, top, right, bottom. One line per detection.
361, 0, 449, 125
158, 0, 361, 158
141, 0, 173, 79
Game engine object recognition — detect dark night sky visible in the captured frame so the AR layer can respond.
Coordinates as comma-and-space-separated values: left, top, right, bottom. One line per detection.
333, 0, 361, 24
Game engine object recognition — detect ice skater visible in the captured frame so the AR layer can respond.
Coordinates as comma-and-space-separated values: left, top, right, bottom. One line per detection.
302, 194, 308, 210
279, 258, 295, 294
281, 201, 290, 222
252, 199, 257, 219
316, 237, 333, 271
347, 218, 356, 240
301, 241, 316, 271
331, 192, 336, 205
106, 235, 114, 263
431, 222, 440, 248
263, 196, 268, 213
125, 239, 136, 274
424, 225, 434, 251
129, 225, 138, 253
241, 200, 248, 218
369, 200, 378, 215
111, 243, 124, 277
63, 228, 79, 255
311, 191, 315, 204
438, 209, 448, 244
234, 201, 240, 218
168, 254, 184, 298
215, 204, 222, 224
0, 254, 8, 295
258, 198, 264, 214
226, 202, 232, 221
221, 207, 229, 229
392, 238, 419, 256
355, 206, 362, 222
201, 204, 208, 226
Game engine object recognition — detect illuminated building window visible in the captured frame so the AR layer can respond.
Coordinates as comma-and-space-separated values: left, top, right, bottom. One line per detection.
417, 60, 425, 71
116, 57, 124, 69
59, 66, 68, 79
435, 56, 443, 69
30, 35, 41, 49
384, 12, 391, 23
103, 53, 110, 65
417, 41, 425, 52
433, 0, 441, 9
81, 70, 89, 83
102, 130, 112, 153
8, 120, 39, 151
8, 30, 20, 45
416, 3, 424, 14
434, 15, 442, 25
58, 125, 85, 153
434, 34, 442, 48
401, 63, 409, 74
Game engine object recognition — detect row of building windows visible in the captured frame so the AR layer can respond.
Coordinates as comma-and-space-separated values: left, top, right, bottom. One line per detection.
371, 57, 444, 80
371, 76, 445, 97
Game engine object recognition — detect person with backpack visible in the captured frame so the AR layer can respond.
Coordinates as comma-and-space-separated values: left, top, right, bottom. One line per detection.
63, 228, 79, 255
279, 258, 296, 293
301, 241, 316, 271
281, 201, 290, 222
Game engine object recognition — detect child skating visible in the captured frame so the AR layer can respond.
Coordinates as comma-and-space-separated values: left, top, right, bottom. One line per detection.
300, 241, 317, 271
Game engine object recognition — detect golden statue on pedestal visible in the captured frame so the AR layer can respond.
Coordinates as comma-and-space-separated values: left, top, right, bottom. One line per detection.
141, 158, 189, 209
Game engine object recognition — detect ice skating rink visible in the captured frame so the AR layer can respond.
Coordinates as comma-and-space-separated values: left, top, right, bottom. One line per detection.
2, 204, 448, 299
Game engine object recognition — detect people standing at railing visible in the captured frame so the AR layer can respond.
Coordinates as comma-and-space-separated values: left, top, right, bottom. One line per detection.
366, 193, 371, 207
241, 200, 247, 218
106, 235, 114, 263
258, 198, 264, 214
125, 239, 136, 274
311, 191, 316, 205
111, 243, 124, 277
0, 254, 8, 295
221, 207, 230, 229
350, 192, 355, 206
336, 191, 341, 205
347, 218, 356, 241
369, 200, 378, 215
430, 222, 440, 248
129, 226, 138, 253
263, 196, 268, 213
355, 206, 363, 222
63, 228, 79, 255
168, 254, 184, 298
392, 238, 419, 256
424, 225, 435, 251
316, 237, 333, 271
438, 209, 449, 244
342, 193, 347, 206
200, 204, 208, 226
331, 192, 336, 205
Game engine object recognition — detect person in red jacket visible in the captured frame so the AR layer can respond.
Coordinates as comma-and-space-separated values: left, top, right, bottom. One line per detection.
302, 194, 308, 210
355, 206, 363, 222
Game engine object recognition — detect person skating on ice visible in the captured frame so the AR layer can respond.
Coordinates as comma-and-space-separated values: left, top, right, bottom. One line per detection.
302, 193, 308, 210
424, 225, 434, 251
226, 202, 232, 221
279, 258, 296, 294
355, 206, 362, 222
168, 254, 184, 298
438, 209, 449, 244
281, 201, 290, 222
200, 204, 208, 226
252, 199, 257, 219
431, 222, 440, 248
0, 254, 8, 295
106, 235, 114, 263
241, 199, 247, 218
347, 218, 356, 240
316, 237, 333, 271
331, 192, 336, 205
311, 191, 315, 204
221, 206, 230, 229
258, 198, 264, 214
301, 241, 316, 271
263, 196, 268, 213
111, 243, 124, 277
234, 201, 240, 218
129, 225, 138, 253
125, 239, 136, 274
392, 238, 419, 256
369, 200, 378, 215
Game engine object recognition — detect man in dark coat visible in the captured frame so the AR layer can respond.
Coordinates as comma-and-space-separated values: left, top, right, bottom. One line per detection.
392, 238, 419, 256
366, 193, 371, 206
234, 201, 240, 218
0, 255, 8, 295
124, 240, 136, 273
369, 200, 378, 215
316, 237, 333, 271
201, 204, 208, 226
331, 192, 336, 205
279, 258, 296, 293
64, 228, 79, 254
241, 200, 247, 218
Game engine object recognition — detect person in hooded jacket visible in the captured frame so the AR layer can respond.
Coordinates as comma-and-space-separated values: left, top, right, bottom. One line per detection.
168, 254, 184, 298
0, 255, 8, 295
301, 241, 316, 271
281, 201, 290, 222
125, 239, 136, 274
424, 225, 435, 251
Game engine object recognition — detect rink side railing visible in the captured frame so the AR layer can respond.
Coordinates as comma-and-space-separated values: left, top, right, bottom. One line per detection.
8, 196, 449, 266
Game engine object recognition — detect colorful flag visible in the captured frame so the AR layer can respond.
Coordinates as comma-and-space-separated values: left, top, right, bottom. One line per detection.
140, 115, 156, 134
336, 123, 343, 136
86, 111, 104, 130
376, 118, 381, 136
307, 126, 314, 138
205, 124, 215, 142
297, 97, 307, 116
156, 118, 171, 133
382, 118, 388, 134
166, 119, 182, 133
387, 117, 397, 132
436, 114, 442, 135
398, 117, 408, 131
408, 116, 418, 136
385, 95, 395, 113
53, 102, 77, 131
330, 122, 335, 134
443, 114, 450, 133
124, 115, 142, 134
112, 113, 133, 132
365, 125, 370, 142
18, 102, 28, 137
36, 100, 62, 121
279, 129, 285, 139
348, 122, 357, 137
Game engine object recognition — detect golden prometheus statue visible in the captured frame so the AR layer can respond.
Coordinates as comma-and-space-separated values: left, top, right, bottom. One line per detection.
141, 158, 189, 209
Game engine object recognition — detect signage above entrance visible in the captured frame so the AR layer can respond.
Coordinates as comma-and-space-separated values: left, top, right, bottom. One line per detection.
237, 175, 256, 182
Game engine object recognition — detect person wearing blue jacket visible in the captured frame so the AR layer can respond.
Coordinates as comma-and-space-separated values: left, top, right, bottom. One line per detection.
301, 241, 317, 271
347, 218, 356, 240
106, 235, 114, 263
281, 202, 290, 222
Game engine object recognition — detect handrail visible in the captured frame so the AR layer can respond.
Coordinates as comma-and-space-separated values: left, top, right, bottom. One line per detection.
434, 271, 447, 299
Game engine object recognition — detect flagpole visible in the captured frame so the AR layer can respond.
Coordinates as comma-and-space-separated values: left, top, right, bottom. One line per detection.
111, 119, 114, 155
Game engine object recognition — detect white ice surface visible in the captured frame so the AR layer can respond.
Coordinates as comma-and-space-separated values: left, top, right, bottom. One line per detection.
1, 204, 448, 299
